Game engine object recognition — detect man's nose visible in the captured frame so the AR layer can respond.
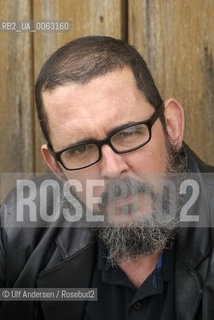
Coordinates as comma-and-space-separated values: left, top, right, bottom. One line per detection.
99, 144, 128, 180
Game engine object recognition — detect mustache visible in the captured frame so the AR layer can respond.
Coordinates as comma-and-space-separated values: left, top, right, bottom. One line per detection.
99, 176, 156, 208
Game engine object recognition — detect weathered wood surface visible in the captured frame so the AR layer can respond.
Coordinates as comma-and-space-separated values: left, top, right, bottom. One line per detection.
0, 0, 34, 173
129, 0, 214, 165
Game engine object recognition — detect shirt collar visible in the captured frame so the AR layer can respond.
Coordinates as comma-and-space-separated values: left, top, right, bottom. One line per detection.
97, 238, 175, 284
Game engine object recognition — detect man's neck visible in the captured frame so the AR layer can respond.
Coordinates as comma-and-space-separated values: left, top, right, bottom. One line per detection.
118, 251, 161, 288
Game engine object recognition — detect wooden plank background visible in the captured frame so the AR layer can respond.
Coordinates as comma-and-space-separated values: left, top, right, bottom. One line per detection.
0, 0, 213, 182
129, 0, 214, 165
0, 0, 34, 172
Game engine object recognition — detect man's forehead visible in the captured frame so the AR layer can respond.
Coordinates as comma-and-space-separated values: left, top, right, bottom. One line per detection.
42, 68, 145, 110
41, 68, 152, 147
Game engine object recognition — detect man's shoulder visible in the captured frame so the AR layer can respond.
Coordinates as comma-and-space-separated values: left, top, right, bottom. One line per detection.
183, 142, 214, 173
0, 173, 96, 287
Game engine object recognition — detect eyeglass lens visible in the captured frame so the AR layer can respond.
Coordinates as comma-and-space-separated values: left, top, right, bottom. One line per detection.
60, 123, 150, 169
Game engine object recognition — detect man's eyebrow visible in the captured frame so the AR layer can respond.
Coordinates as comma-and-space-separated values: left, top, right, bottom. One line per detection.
63, 121, 137, 149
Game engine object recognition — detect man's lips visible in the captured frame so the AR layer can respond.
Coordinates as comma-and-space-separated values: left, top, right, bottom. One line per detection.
103, 190, 155, 220
110, 193, 138, 207
104, 191, 149, 211
99, 178, 155, 213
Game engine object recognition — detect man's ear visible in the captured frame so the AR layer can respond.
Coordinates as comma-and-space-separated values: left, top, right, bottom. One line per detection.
163, 99, 185, 150
41, 144, 62, 175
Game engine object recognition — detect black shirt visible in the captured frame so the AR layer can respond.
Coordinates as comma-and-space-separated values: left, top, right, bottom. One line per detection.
84, 240, 175, 320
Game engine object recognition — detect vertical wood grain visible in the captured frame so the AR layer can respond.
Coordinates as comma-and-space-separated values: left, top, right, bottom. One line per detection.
33, 0, 125, 172
129, 0, 214, 165
0, 0, 34, 173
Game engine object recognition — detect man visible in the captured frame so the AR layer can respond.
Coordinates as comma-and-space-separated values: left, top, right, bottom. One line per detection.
0, 36, 213, 319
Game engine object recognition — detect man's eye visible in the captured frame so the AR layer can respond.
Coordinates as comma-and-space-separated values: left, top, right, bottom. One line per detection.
65, 145, 89, 156
119, 130, 136, 137
119, 127, 143, 138
72, 145, 88, 154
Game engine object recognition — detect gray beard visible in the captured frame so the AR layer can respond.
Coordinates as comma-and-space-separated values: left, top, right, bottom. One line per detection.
96, 140, 188, 267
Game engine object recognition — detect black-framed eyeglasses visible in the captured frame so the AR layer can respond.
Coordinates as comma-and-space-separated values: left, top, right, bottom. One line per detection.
50, 102, 164, 170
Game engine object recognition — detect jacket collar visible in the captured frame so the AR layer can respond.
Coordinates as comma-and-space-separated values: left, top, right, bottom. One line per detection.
177, 142, 213, 269
174, 143, 214, 319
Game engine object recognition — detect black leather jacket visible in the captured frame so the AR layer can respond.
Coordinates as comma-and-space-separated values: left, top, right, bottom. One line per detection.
0, 144, 214, 320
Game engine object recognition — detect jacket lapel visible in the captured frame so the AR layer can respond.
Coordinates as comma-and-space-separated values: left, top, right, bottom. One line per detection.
37, 242, 96, 320
37, 227, 96, 320
175, 226, 213, 320
175, 250, 202, 320
175, 145, 213, 319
